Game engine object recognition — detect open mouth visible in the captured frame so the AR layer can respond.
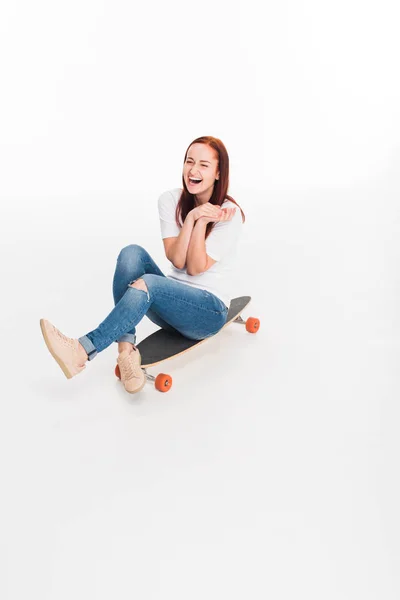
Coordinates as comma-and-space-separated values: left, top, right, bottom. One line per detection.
188, 177, 202, 186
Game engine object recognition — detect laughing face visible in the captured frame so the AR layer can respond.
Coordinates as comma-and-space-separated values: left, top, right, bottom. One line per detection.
183, 143, 220, 205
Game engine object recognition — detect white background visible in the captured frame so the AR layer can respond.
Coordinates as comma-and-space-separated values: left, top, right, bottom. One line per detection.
1, 0, 399, 598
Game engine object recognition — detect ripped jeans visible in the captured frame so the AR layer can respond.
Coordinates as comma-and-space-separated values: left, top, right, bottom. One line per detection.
78, 245, 229, 361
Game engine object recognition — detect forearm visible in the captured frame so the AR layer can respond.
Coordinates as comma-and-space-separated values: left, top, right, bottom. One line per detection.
167, 213, 196, 269
186, 218, 208, 276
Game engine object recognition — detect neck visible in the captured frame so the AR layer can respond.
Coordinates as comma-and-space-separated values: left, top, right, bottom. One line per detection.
194, 190, 213, 205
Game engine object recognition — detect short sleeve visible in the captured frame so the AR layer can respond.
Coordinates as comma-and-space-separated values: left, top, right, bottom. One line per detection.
158, 191, 181, 239
205, 204, 242, 261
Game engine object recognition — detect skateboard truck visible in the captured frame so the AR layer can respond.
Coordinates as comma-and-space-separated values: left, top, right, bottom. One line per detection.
233, 315, 245, 324
143, 369, 172, 392
143, 369, 155, 382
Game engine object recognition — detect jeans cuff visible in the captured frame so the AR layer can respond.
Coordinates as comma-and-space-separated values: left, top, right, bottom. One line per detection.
78, 335, 98, 361
116, 333, 137, 345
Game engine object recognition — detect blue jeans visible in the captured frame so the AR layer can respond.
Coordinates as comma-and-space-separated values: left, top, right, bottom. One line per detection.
78, 245, 229, 361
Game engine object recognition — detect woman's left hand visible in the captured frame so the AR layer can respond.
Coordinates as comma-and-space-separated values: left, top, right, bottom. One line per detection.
198, 207, 236, 224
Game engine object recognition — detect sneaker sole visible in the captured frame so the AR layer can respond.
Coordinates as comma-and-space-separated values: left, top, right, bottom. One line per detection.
40, 319, 75, 379
125, 375, 147, 394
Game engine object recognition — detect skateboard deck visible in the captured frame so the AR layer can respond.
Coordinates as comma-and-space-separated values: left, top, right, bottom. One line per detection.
137, 295, 252, 368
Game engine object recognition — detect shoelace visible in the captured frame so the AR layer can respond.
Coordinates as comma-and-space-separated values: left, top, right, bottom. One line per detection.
54, 326, 75, 350
119, 351, 142, 380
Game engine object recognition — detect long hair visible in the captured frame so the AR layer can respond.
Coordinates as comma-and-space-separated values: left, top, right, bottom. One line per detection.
175, 136, 246, 240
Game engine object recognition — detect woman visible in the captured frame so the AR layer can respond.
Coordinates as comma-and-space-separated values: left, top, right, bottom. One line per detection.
40, 136, 246, 393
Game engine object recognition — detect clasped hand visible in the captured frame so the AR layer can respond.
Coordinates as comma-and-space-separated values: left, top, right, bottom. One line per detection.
190, 202, 237, 224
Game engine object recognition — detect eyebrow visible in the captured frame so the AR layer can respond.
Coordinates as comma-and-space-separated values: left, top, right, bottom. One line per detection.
187, 156, 212, 164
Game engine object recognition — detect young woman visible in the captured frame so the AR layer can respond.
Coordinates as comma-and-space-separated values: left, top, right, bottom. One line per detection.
40, 136, 246, 393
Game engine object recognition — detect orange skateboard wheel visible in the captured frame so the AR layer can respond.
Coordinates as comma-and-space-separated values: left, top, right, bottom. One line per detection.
155, 373, 173, 392
115, 364, 121, 379
246, 317, 260, 333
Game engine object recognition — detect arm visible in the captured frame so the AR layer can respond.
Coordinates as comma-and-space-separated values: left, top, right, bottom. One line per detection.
186, 207, 238, 275
167, 212, 196, 270
186, 218, 209, 276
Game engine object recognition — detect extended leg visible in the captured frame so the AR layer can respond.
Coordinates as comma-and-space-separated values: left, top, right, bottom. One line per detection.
78, 281, 152, 361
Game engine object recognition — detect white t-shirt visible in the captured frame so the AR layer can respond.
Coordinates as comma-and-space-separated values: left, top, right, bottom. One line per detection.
158, 188, 243, 309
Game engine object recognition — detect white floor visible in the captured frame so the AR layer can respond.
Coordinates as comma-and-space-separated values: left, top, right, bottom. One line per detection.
1, 185, 399, 599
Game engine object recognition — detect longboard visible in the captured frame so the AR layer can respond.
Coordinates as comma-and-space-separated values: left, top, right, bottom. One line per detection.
115, 295, 260, 392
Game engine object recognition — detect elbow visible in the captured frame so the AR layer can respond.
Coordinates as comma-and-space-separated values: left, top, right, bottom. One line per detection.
167, 253, 185, 270
187, 261, 205, 276
187, 268, 203, 276
186, 256, 206, 276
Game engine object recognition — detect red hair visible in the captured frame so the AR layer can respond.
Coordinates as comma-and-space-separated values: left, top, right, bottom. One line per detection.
175, 136, 246, 240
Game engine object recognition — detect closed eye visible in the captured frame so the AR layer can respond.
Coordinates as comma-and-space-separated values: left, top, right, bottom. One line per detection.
186, 160, 209, 167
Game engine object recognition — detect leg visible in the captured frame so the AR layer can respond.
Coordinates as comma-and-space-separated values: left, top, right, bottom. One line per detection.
78, 282, 153, 361
138, 275, 228, 341
77, 274, 228, 361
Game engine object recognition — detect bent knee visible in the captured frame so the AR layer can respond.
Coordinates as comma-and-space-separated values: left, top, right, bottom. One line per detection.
118, 244, 146, 261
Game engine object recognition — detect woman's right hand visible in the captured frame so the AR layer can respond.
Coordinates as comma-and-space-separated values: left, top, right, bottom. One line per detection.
188, 203, 223, 222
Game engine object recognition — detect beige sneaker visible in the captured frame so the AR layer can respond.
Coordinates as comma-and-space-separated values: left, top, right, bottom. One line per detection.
117, 347, 146, 393
40, 318, 87, 379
